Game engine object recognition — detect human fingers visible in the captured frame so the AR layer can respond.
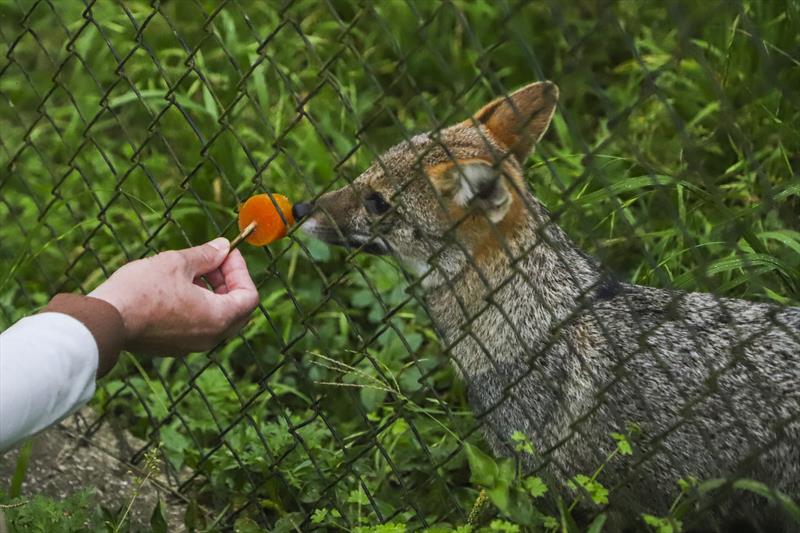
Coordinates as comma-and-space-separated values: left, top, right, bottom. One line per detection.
209, 252, 259, 320
196, 269, 227, 294
220, 249, 257, 293
178, 238, 229, 276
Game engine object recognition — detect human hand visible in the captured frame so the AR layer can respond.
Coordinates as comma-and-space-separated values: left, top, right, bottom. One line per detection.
89, 238, 259, 355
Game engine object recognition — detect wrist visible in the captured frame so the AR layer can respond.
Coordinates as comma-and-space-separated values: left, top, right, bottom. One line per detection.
88, 285, 140, 341
42, 293, 126, 378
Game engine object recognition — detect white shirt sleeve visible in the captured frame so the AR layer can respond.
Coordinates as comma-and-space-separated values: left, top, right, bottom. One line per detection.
0, 312, 99, 451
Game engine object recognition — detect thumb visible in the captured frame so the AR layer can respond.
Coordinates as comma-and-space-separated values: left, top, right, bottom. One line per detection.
179, 237, 230, 275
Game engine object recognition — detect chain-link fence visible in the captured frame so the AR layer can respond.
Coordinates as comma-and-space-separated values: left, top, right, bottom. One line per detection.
1, 0, 799, 531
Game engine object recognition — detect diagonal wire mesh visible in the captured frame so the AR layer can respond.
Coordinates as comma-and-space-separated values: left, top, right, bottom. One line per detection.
1, 0, 799, 531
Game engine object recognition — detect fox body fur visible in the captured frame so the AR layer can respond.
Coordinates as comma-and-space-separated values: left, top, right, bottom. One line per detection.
296, 81, 800, 529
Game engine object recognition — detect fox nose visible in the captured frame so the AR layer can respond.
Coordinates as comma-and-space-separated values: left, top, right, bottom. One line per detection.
292, 202, 314, 220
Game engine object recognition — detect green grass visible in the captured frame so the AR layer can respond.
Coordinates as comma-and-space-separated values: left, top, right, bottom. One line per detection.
0, 0, 798, 531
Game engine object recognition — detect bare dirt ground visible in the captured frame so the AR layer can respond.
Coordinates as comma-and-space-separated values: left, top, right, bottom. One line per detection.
0, 408, 190, 531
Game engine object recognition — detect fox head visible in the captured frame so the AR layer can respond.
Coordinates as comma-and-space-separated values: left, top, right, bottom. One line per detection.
294, 81, 559, 288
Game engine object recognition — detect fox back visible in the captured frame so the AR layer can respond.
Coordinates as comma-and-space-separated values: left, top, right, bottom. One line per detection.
296, 82, 800, 530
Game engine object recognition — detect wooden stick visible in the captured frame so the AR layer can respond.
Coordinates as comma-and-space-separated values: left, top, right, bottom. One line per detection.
230, 220, 257, 250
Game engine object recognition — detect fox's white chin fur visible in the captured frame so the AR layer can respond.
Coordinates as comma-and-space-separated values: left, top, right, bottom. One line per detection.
301, 218, 435, 280
299, 218, 392, 256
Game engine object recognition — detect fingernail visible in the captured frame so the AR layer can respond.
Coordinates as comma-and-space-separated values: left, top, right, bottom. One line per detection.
208, 237, 230, 252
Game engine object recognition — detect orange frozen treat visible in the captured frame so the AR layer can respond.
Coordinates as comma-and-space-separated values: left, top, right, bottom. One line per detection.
237, 193, 295, 246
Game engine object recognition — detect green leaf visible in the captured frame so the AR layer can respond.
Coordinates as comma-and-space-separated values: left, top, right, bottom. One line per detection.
405, 332, 424, 352
360, 386, 388, 411
775, 181, 800, 201
354, 523, 407, 533
573, 175, 689, 206
677, 476, 699, 492
272, 513, 305, 533
673, 253, 794, 289
511, 431, 535, 454
184, 499, 206, 531
465, 444, 499, 486
731, 479, 800, 522
641, 514, 680, 533
522, 476, 548, 498
9, 439, 32, 498
610, 432, 633, 456
150, 498, 168, 533
487, 484, 510, 515
542, 515, 558, 529
311, 508, 328, 524
488, 519, 519, 532
399, 365, 424, 392
306, 238, 331, 262
503, 487, 539, 526
160, 425, 190, 470
759, 230, 800, 257
352, 289, 376, 308
497, 458, 515, 484
347, 488, 370, 506
586, 513, 607, 533
571, 475, 609, 506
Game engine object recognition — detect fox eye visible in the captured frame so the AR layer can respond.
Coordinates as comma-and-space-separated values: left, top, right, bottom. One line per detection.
365, 192, 391, 215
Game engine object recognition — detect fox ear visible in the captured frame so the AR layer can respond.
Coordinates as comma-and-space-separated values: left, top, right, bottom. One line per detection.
450, 161, 511, 224
472, 81, 559, 161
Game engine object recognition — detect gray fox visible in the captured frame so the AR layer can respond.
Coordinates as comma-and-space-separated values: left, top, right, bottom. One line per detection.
293, 81, 800, 530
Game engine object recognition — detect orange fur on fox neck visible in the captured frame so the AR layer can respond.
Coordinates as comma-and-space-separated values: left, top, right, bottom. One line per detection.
468, 181, 526, 268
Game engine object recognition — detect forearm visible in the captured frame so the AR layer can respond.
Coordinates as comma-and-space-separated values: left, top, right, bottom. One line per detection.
0, 239, 257, 451
0, 295, 125, 451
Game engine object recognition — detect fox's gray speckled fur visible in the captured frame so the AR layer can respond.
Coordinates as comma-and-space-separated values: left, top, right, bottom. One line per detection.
297, 81, 800, 530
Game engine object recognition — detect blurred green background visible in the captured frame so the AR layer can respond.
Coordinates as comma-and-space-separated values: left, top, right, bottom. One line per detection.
1, 0, 798, 531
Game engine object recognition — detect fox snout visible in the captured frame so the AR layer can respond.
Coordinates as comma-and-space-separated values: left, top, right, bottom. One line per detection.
291, 202, 314, 221
293, 194, 393, 256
